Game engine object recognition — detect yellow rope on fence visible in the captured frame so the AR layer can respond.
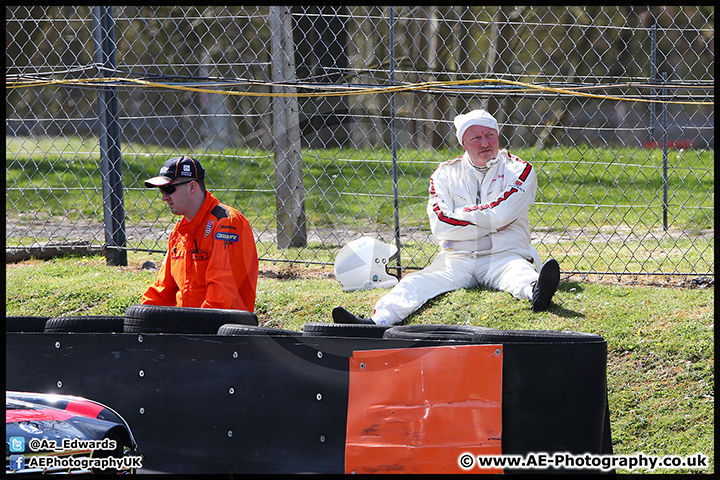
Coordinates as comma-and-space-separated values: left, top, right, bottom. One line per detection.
6, 76, 714, 106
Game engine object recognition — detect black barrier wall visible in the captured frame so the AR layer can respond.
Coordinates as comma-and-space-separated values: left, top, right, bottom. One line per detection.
6, 332, 611, 474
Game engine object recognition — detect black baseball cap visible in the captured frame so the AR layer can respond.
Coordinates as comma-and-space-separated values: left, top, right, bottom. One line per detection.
144, 155, 205, 188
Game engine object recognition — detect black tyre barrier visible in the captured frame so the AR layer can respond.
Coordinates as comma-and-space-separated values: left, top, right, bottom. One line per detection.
124, 304, 258, 334
217, 324, 298, 336
472, 328, 604, 344
44, 315, 126, 333
6, 316, 50, 332
7, 327, 610, 474
303, 322, 391, 338
382, 324, 499, 342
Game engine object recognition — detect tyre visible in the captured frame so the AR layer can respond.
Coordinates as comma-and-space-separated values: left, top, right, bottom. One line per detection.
44, 316, 126, 333
6, 316, 51, 332
217, 324, 298, 336
471, 329, 604, 344
382, 324, 499, 342
302, 322, 392, 338
124, 304, 258, 334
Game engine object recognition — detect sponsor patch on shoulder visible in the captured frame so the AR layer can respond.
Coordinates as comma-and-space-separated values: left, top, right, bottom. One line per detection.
215, 231, 239, 243
205, 220, 214, 238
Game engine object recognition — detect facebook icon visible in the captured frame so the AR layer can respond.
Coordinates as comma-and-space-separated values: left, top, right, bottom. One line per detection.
10, 455, 25, 471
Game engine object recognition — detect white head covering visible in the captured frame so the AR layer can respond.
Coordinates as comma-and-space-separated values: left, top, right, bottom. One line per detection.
454, 109, 499, 144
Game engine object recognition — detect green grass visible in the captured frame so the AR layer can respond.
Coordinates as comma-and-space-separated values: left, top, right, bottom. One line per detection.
544, 236, 714, 276
6, 136, 714, 234
6, 136, 713, 277
5, 252, 714, 474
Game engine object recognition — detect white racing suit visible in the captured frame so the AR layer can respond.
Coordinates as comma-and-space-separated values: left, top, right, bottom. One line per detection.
371, 149, 542, 325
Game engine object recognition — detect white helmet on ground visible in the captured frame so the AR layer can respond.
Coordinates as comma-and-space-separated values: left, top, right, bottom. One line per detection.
334, 237, 399, 291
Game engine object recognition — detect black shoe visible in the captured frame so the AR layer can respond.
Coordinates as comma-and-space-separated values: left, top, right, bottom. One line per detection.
531, 259, 560, 312
332, 306, 375, 325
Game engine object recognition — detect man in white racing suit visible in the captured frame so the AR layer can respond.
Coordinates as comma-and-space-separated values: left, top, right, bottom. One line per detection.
333, 109, 560, 326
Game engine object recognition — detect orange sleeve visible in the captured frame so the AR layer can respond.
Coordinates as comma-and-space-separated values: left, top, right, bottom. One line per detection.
201, 214, 258, 311
141, 250, 179, 306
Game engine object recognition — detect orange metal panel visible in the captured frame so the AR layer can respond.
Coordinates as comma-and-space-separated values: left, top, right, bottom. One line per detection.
345, 344, 503, 474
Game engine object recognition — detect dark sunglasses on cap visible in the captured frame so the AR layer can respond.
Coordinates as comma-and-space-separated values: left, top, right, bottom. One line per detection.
158, 179, 194, 195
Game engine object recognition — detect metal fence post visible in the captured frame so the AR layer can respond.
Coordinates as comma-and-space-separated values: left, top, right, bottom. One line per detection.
388, 6, 402, 278
650, 22, 657, 139
92, 6, 127, 266
662, 72, 669, 232
270, 6, 306, 248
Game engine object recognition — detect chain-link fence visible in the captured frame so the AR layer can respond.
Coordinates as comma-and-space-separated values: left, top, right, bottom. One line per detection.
6, 6, 714, 280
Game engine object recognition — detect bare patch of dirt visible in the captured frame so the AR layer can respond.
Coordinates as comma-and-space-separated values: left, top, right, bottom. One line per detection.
562, 273, 714, 289
259, 264, 335, 281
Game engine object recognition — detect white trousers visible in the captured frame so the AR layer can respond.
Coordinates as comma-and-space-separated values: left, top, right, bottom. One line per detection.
372, 248, 541, 325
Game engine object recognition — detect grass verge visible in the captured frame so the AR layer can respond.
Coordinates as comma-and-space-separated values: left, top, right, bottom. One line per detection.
5, 252, 714, 474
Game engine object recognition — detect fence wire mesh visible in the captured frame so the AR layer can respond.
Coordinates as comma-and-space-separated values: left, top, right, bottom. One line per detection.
6, 6, 714, 280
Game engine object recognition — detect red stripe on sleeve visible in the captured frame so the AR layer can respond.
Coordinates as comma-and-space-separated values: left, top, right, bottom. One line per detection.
518, 162, 532, 182
432, 203, 473, 226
